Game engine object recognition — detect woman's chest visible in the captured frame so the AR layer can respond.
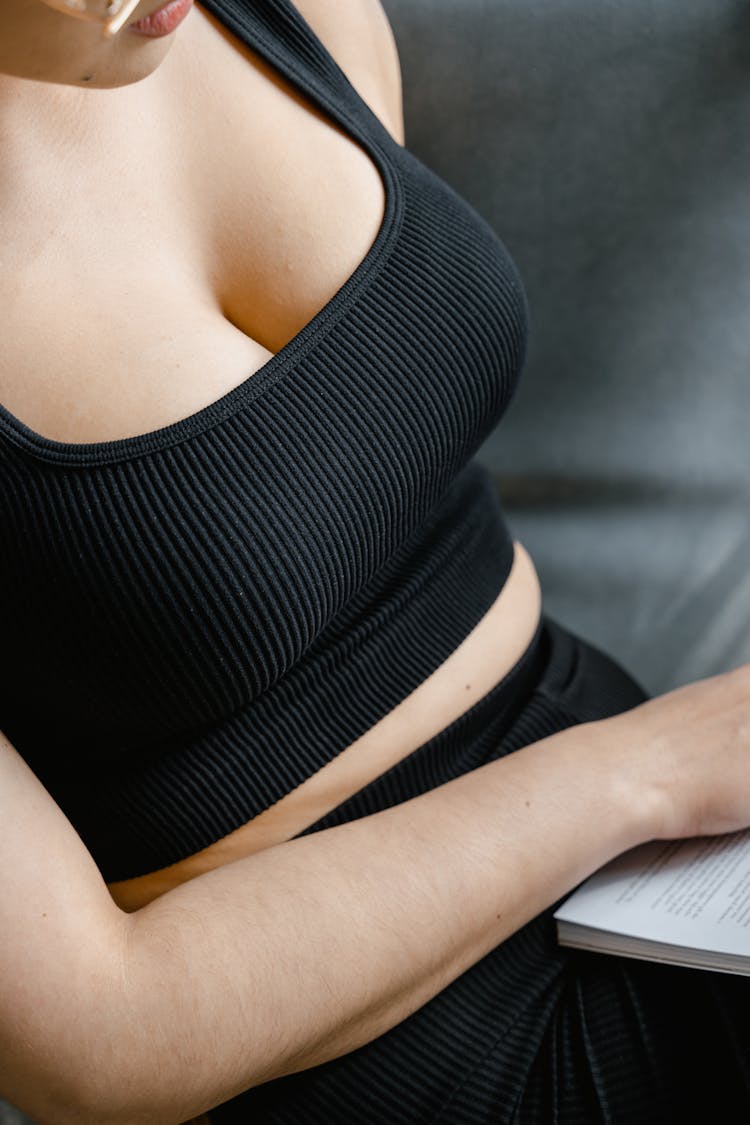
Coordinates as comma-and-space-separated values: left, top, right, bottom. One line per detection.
0, 5, 386, 445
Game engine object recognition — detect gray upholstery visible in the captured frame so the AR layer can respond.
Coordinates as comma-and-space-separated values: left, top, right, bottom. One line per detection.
0, 1109, 28, 1125
382, 0, 750, 695
2, 3, 748, 1122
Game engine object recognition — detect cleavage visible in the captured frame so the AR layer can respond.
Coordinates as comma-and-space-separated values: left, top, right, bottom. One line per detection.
0, 6, 386, 445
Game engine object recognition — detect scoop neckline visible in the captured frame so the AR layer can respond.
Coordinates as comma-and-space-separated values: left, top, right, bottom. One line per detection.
0, 0, 404, 468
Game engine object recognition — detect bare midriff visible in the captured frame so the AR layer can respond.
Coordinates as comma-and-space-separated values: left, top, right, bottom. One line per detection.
107, 540, 543, 911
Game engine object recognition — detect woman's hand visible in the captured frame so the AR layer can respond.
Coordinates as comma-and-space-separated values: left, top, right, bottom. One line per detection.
600, 659, 750, 842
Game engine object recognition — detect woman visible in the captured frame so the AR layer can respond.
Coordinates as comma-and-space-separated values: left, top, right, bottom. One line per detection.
1, 1, 749, 1122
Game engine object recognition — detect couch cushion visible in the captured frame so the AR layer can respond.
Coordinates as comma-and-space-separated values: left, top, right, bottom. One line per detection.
383, 0, 750, 692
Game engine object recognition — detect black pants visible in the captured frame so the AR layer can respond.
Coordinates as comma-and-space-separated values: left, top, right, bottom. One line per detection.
211, 613, 750, 1123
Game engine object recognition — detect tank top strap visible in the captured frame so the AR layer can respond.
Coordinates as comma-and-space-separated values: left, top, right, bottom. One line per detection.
197, 0, 397, 154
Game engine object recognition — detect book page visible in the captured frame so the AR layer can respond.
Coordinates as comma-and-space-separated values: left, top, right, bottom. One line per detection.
554, 828, 750, 955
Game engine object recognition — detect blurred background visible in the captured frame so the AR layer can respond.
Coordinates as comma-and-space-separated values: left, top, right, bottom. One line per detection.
2, 0, 748, 1121
381, 0, 749, 696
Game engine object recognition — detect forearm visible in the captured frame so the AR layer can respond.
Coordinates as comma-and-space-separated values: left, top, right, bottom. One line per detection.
96, 721, 655, 1124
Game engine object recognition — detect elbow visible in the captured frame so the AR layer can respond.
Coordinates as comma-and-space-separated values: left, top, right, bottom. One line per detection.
68, 1059, 216, 1125
1, 1045, 132, 1125
67, 1083, 135, 1125
68, 1067, 167, 1125
4, 1080, 119, 1125
9, 1004, 148, 1122
68, 1095, 144, 1125
51, 1074, 141, 1125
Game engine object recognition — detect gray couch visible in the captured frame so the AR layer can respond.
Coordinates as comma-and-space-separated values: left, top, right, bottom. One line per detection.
2, 1, 747, 1122
383, 0, 750, 696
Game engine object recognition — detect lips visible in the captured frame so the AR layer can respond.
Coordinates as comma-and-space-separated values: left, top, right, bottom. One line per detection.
126, 0, 194, 37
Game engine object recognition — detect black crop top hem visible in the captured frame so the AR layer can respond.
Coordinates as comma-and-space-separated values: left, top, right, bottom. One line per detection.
42, 463, 515, 882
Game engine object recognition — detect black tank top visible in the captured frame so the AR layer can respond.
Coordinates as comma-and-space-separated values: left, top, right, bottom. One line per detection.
0, 0, 529, 883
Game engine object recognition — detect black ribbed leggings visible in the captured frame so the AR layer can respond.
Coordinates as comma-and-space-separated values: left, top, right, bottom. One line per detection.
210, 613, 750, 1123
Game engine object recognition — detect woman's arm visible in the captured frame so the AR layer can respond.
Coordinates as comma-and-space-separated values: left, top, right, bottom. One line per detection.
7, 656, 750, 1125
0, 717, 651, 1125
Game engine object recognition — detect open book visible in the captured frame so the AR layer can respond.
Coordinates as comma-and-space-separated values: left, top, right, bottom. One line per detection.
553, 827, 750, 975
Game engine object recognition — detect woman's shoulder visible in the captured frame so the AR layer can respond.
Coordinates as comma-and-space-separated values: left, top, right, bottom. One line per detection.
291, 0, 406, 145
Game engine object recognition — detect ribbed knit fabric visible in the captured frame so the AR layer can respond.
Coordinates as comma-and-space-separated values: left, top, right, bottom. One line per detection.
0, 0, 527, 883
208, 617, 750, 1124
6, 7, 750, 1122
